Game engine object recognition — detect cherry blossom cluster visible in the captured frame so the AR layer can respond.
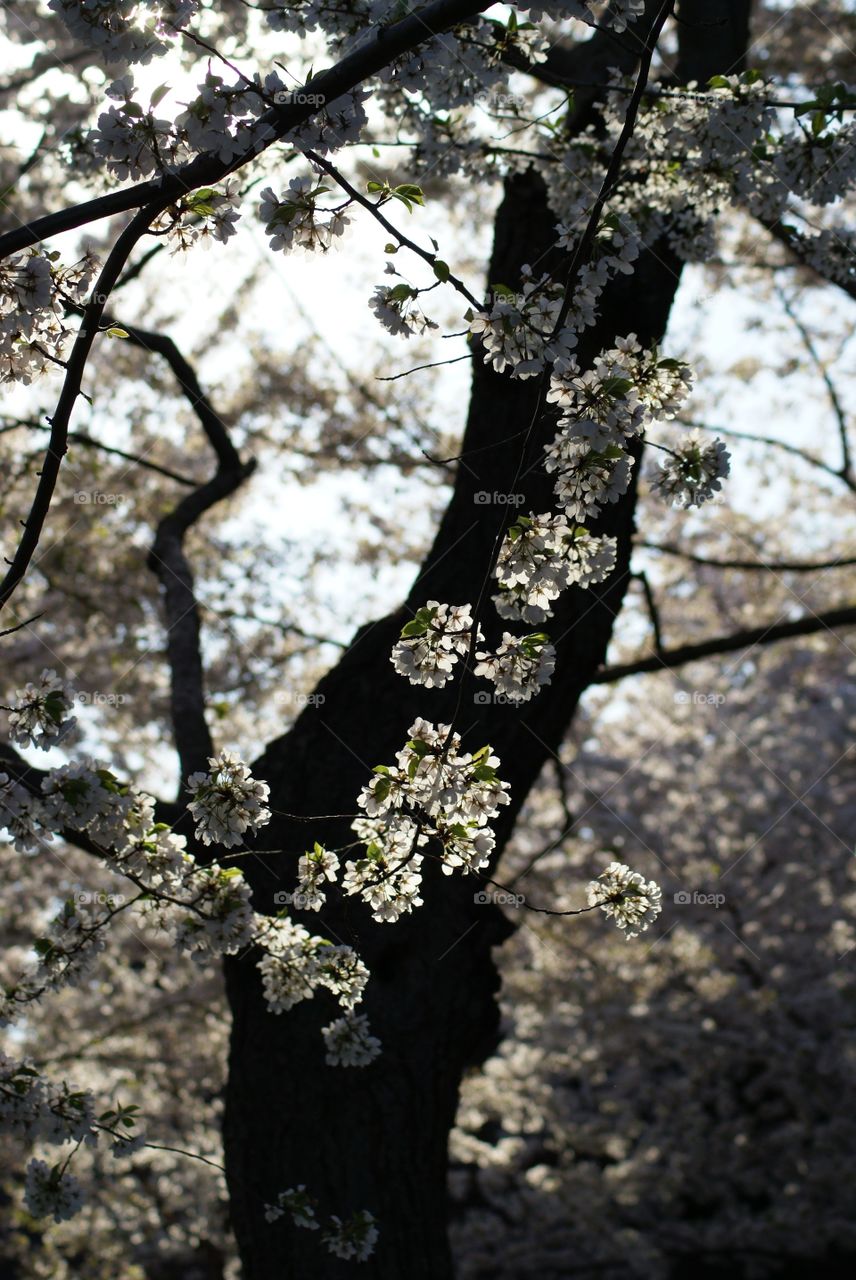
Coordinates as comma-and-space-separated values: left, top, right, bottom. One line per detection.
255, 914, 380, 1063
186, 749, 271, 848
265, 1182, 379, 1261
260, 177, 351, 254
474, 632, 556, 704
333, 719, 511, 922
5, 668, 78, 750
391, 601, 480, 688
369, 282, 439, 339
24, 1160, 86, 1223
521, 2, 645, 35
154, 180, 243, 253
47, 0, 198, 65
1, 1054, 144, 1225
493, 514, 617, 625
0, 249, 98, 385
652, 431, 731, 508
586, 860, 663, 939
468, 270, 577, 379
89, 71, 280, 181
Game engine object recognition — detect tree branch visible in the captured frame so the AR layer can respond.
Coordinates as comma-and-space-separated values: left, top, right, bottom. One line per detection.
0, 0, 496, 260
640, 540, 856, 572
0, 416, 198, 486
633, 569, 665, 650
594, 603, 856, 683
110, 321, 254, 786
0, 206, 160, 613
776, 284, 853, 483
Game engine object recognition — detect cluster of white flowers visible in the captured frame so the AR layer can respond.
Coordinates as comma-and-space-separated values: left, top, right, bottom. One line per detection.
321, 1012, 382, 1067
89, 69, 281, 180
24, 1159, 86, 1223
155, 180, 242, 253
0, 1056, 147, 1223
523, 1, 644, 34
772, 121, 856, 207
296, 841, 341, 911
91, 79, 181, 180
173, 70, 273, 164
186, 750, 271, 848
342, 719, 510, 919
493, 514, 617, 625
34, 896, 109, 990
259, 177, 350, 254
323, 1209, 379, 1262
47, 0, 198, 65
652, 431, 731, 507
0, 250, 98, 385
474, 632, 556, 704
0, 1055, 95, 1145
391, 601, 479, 688
171, 864, 256, 960
343, 817, 427, 922
544, 433, 634, 523
6, 668, 77, 750
264, 1181, 378, 1261
369, 282, 438, 339
285, 89, 370, 158
547, 337, 693, 445
257, 915, 370, 1019
468, 269, 577, 379
586, 860, 663, 939
264, 1183, 320, 1228
0, 773, 48, 851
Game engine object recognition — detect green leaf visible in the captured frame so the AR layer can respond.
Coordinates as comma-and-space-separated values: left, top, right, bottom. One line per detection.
105, 327, 129, 339
394, 183, 424, 205
149, 83, 171, 109
432, 259, 450, 282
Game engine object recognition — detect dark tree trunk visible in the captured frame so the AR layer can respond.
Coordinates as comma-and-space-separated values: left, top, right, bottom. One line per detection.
222, 5, 751, 1275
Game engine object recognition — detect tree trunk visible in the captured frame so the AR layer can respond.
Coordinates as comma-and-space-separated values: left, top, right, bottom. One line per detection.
222, 5, 751, 1274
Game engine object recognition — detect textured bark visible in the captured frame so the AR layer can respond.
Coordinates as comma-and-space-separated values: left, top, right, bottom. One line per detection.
221, 7, 751, 1276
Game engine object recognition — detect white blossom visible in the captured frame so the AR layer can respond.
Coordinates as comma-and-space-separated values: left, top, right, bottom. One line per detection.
24, 1159, 85, 1223
296, 843, 340, 910
321, 1012, 381, 1068
186, 750, 271, 848
391, 601, 479, 688
259, 177, 350, 253
322, 1208, 379, 1261
369, 283, 437, 338
474, 632, 556, 704
652, 431, 731, 507
587, 860, 663, 939
264, 1184, 320, 1229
